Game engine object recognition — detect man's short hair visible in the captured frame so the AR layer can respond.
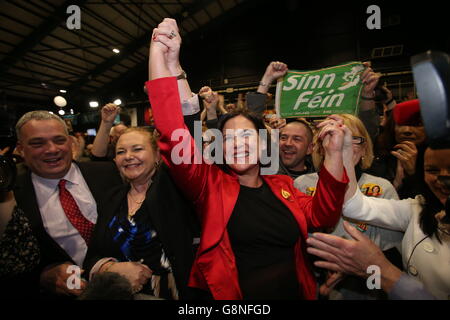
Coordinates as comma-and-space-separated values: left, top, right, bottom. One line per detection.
16, 111, 68, 140
283, 118, 314, 143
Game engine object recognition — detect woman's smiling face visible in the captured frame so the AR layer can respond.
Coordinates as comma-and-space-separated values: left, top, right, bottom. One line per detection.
114, 131, 159, 184
222, 115, 261, 175
424, 148, 450, 205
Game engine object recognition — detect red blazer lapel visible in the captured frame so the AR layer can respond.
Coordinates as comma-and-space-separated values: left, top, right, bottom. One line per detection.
196, 170, 240, 257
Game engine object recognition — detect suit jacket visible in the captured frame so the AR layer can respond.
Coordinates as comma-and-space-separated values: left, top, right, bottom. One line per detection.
84, 164, 200, 299
13, 161, 123, 276
147, 77, 349, 300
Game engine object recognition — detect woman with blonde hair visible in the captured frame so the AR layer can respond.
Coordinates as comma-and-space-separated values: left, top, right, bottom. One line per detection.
84, 123, 200, 300
311, 114, 374, 171
295, 114, 403, 300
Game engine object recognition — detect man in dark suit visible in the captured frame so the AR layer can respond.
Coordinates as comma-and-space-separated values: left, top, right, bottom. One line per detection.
12, 111, 122, 297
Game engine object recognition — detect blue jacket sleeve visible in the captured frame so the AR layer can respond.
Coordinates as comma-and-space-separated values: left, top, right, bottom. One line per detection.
389, 273, 437, 300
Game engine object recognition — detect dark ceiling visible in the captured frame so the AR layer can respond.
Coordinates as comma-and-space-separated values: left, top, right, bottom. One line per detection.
0, 0, 253, 114
1, 0, 449, 120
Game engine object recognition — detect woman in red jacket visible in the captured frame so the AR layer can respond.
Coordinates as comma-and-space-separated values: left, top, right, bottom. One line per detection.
146, 18, 349, 300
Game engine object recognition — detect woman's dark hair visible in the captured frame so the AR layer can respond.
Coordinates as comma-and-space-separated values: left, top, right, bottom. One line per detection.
420, 183, 445, 243
420, 146, 446, 242
217, 109, 273, 170
218, 109, 267, 133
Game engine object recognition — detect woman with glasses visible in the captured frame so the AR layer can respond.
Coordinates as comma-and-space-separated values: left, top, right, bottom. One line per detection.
294, 113, 404, 299
306, 115, 450, 300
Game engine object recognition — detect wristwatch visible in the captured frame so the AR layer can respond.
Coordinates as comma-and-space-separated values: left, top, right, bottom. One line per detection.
176, 70, 187, 80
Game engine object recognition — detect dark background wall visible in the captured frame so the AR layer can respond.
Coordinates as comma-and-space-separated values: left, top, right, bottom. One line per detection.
2, 0, 450, 134
114, 0, 450, 106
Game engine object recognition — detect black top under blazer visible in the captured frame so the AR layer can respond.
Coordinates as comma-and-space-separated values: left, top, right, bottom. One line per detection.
84, 164, 200, 299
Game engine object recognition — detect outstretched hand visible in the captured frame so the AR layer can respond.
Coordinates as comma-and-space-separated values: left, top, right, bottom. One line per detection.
307, 221, 404, 293
307, 221, 391, 278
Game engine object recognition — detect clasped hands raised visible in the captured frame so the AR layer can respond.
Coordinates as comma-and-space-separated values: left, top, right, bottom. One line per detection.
150, 18, 182, 74
316, 114, 353, 159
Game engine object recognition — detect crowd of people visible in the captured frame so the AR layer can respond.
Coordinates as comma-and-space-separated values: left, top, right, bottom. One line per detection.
0, 18, 449, 300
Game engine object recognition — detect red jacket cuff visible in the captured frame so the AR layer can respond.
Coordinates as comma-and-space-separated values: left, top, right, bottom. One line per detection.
319, 165, 349, 186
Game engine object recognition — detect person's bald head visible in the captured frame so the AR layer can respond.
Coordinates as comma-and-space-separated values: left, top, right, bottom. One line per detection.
110, 124, 128, 145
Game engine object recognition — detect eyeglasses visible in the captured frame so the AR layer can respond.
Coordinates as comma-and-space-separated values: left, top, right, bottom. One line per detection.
352, 136, 366, 145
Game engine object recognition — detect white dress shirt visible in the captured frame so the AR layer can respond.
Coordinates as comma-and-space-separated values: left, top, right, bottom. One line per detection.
181, 93, 200, 115
32, 163, 98, 266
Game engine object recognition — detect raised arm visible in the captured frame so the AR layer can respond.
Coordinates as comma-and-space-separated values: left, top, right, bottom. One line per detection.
199, 86, 221, 129
300, 117, 349, 229
315, 116, 348, 181
199, 86, 219, 121
147, 18, 213, 205
91, 103, 120, 158
357, 62, 381, 142
319, 115, 413, 231
257, 61, 288, 94
246, 62, 288, 114
343, 188, 415, 231
358, 62, 380, 112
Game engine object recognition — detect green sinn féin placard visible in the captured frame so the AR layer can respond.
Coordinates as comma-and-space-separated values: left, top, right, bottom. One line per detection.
275, 62, 364, 118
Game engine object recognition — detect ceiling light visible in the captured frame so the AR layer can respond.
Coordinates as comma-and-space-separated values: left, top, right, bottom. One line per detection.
58, 109, 65, 116
112, 48, 120, 54
60, 89, 67, 93
113, 99, 122, 105
54, 96, 67, 107
89, 101, 99, 108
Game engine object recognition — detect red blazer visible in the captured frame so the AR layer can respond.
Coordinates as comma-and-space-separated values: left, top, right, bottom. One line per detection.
147, 77, 348, 300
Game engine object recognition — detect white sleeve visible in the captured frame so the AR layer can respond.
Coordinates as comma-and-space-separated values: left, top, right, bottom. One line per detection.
293, 173, 318, 193
343, 189, 418, 232
181, 94, 200, 116
293, 176, 306, 192
381, 180, 399, 200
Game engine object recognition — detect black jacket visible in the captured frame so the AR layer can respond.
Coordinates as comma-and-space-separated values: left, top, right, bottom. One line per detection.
84, 164, 201, 299
8, 161, 123, 297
